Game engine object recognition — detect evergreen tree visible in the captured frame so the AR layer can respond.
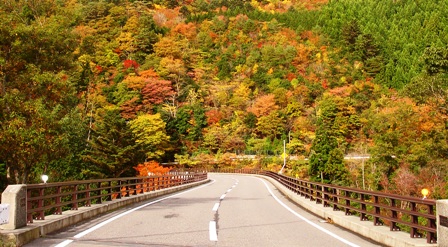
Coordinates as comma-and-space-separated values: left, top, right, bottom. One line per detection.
84, 108, 144, 178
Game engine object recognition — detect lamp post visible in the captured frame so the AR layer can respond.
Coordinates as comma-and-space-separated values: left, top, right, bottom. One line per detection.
421, 188, 429, 199
41, 174, 49, 184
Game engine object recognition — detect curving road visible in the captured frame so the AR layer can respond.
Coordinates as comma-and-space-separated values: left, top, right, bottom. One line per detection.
25, 174, 382, 247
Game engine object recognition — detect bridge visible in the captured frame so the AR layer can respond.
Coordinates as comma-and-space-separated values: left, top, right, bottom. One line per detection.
0, 170, 444, 247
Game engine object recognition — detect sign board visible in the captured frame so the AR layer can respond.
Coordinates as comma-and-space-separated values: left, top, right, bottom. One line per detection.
0, 204, 9, 225
440, 215, 448, 228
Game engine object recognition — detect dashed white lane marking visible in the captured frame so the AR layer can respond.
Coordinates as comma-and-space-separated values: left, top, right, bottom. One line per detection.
209, 221, 218, 241
220, 194, 226, 200
256, 178, 360, 247
227, 188, 232, 192
55, 180, 216, 246
212, 203, 220, 212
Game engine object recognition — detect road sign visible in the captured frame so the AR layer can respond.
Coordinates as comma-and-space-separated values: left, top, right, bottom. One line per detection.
0, 204, 9, 225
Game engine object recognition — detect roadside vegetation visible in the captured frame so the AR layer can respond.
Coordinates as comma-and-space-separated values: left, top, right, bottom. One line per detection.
1, 0, 447, 199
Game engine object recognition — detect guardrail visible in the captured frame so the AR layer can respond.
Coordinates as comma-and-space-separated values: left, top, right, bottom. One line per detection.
25, 172, 207, 223
201, 168, 437, 244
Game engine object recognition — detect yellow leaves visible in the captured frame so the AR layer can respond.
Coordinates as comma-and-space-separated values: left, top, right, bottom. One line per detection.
267, 67, 273, 74
116, 32, 136, 54
252, 63, 259, 74
123, 16, 139, 33
159, 57, 186, 77
154, 36, 187, 59
73, 25, 96, 39
122, 75, 146, 90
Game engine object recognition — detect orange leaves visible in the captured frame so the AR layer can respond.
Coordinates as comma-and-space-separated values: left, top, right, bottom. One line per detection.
247, 94, 278, 117
133, 161, 171, 177
300, 30, 320, 45
328, 85, 352, 97
153, 8, 182, 29
205, 109, 223, 125
172, 22, 197, 40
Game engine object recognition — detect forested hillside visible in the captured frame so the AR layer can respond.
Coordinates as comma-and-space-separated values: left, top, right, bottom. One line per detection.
1, 0, 447, 199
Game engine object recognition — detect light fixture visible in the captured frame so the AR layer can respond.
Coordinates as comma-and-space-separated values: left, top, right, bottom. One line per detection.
421, 188, 429, 199
41, 174, 49, 184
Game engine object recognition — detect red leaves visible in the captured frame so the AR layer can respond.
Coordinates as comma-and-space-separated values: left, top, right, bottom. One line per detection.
123, 59, 139, 70
141, 78, 175, 105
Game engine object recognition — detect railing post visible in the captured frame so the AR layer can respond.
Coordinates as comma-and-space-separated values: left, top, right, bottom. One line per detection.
72, 185, 78, 210
116, 180, 122, 199
409, 202, 418, 237
125, 180, 130, 197
360, 194, 367, 221
390, 198, 399, 231
27, 190, 33, 223
105, 181, 112, 201
37, 187, 45, 220
85, 184, 91, 207
345, 190, 351, 215
55, 186, 62, 214
332, 188, 339, 211
323, 186, 329, 207
374, 195, 381, 225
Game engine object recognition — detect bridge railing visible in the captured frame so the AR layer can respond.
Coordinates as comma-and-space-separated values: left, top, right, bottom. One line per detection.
25, 172, 207, 223
203, 168, 437, 244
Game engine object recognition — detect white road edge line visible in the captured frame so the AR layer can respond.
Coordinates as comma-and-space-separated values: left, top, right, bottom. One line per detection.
212, 202, 220, 211
55, 180, 216, 246
54, 239, 73, 247
256, 178, 360, 247
209, 221, 218, 241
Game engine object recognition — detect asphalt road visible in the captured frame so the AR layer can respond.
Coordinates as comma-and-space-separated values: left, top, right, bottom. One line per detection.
25, 174, 382, 247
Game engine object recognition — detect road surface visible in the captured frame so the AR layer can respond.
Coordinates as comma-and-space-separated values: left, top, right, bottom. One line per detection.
25, 174, 382, 247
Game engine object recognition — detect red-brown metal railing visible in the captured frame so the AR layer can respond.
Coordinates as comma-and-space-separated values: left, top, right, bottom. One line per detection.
205, 168, 437, 244
26, 172, 207, 223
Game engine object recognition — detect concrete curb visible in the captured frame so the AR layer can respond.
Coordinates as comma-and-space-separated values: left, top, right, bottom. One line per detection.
0, 179, 210, 247
257, 174, 435, 247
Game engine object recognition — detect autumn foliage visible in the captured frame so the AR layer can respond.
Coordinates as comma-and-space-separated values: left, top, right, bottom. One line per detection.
133, 161, 172, 177
2, 0, 448, 201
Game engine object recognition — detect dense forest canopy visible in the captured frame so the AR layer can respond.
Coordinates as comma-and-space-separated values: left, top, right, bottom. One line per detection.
1, 0, 447, 199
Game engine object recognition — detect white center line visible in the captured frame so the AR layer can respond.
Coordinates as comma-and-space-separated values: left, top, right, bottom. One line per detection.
212, 202, 220, 211
209, 221, 218, 241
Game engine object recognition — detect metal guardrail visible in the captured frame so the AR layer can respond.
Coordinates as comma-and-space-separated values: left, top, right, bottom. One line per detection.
25, 172, 207, 223
203, 168, 437, 244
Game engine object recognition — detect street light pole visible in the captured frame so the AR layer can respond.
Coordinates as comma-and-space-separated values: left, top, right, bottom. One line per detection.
279, 140, 286, 174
